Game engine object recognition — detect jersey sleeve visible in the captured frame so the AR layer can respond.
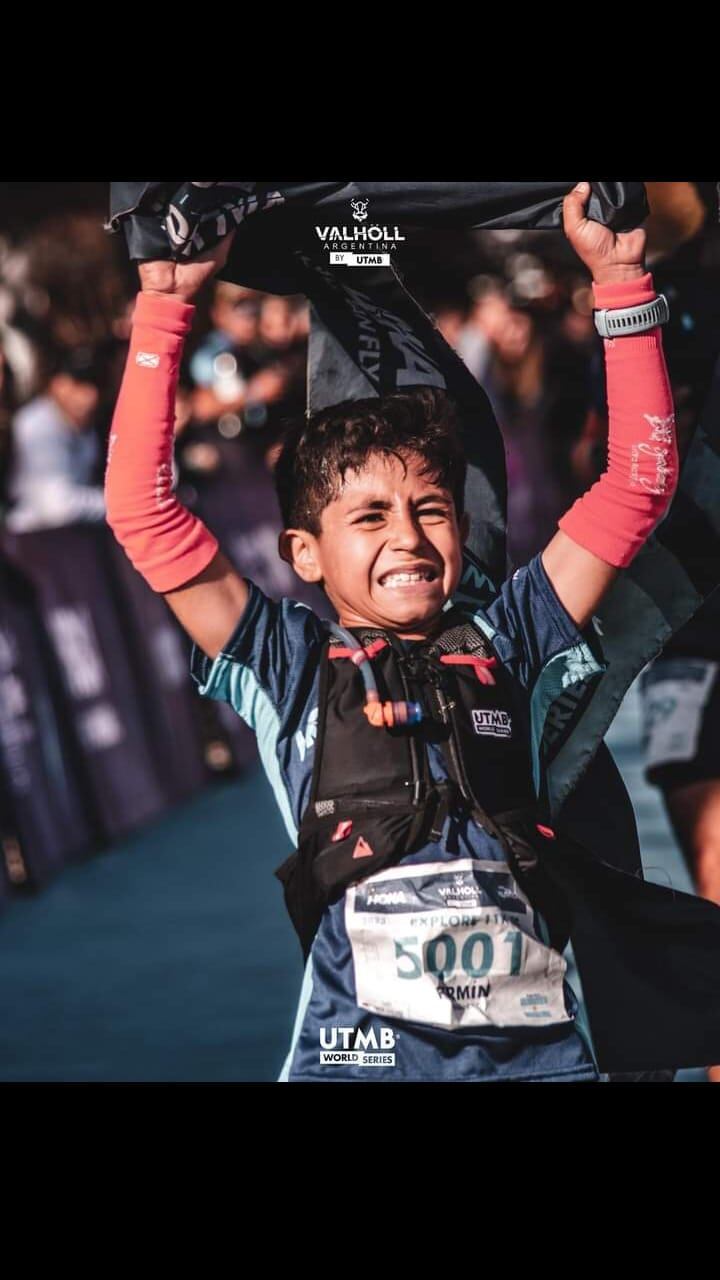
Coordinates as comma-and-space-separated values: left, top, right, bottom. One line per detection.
190, 580, 327, 843
477, 553, 604, 693
190, 578, 326, 726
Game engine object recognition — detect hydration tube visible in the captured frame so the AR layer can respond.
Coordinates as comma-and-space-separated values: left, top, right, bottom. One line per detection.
329, 625, 424, 729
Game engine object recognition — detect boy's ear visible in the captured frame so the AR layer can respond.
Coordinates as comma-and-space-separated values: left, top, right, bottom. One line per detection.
278, 528, 323, 583
459, 511, 470, 544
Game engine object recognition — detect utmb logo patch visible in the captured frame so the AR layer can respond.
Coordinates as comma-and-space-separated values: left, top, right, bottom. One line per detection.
471, 709, 512, 738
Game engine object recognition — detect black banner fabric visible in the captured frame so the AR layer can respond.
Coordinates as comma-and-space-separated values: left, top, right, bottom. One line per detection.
1, 526, 171, 842
544, 834, 720, 1073
0, 558, 96, 887
106, 540, 208, 803
108, 180, 648, 289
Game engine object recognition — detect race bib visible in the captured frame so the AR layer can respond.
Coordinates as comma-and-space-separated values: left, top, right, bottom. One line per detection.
642, 660, 719, 768
345, 858, 570, 1030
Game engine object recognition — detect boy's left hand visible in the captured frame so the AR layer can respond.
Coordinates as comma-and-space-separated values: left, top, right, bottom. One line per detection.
138, 230, 237, 303
563, 181, 647, 286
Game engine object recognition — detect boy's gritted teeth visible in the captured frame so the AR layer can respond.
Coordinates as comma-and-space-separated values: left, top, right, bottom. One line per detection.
378, 565, 439, 589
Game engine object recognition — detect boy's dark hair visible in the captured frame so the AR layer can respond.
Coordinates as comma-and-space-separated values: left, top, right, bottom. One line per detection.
274, 387, 466, 534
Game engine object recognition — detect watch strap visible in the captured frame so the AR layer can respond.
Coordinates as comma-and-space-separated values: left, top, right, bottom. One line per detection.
594, 293, 669, 339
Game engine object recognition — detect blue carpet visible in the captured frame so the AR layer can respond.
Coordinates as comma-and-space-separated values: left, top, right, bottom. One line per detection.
0, 768, 302, 1081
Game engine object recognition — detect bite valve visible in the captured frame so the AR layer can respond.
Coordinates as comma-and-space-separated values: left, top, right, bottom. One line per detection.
363, 692, 424, 728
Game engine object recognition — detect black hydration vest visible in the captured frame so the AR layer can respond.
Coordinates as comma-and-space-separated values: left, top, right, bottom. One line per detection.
276, 610, 568, 960
275, 610, 720, 1076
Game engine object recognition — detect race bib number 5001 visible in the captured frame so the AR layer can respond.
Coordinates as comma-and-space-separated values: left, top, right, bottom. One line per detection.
345, 859, 570, 1031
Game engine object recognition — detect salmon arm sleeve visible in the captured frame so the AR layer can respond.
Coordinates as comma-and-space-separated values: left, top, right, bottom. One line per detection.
104, 292, 219, 592
557, 272, 678, 568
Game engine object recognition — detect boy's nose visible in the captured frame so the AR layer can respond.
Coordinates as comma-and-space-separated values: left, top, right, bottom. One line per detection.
388, 511, 426, 550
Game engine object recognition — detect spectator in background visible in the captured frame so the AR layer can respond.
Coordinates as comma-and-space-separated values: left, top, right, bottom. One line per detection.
258, 295, 298, 350
4, 346, 106, 532
434, 298, 491, 387
246, 294, 307, 438
187, 284, 308, 470
188, 285, 307, 449
459, 279, 588, 567
189, 283, 263, 424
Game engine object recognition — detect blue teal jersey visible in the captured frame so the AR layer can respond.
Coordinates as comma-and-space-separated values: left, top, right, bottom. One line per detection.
192, 552, 604, 1081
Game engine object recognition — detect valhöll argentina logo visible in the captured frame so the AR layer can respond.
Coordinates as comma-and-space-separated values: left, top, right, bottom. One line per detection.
315, 198, 405, 268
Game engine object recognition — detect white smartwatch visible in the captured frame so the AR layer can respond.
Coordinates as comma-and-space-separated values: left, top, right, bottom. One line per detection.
593, 293, 670, 339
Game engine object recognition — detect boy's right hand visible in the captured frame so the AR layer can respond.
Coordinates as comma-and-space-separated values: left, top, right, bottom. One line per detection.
138, 230, 237, 303
563, 182, 647, 286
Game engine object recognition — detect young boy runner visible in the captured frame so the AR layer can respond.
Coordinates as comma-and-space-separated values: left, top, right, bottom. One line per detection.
105, 183, 685, 1081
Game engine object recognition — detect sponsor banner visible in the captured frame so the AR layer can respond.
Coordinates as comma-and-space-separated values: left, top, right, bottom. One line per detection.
0, 557, 96, 885
106, 539, 208, 801
2, 526, 170, 841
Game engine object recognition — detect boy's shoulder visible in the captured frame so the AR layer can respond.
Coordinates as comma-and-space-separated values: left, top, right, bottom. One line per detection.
191, 578, 331, 714
223, 583, 331, 657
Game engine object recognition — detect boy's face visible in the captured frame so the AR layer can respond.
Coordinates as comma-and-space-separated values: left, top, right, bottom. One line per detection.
282, 450, 469, 638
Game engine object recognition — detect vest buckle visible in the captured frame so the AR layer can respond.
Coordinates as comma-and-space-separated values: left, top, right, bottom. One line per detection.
428, 781, 463, 842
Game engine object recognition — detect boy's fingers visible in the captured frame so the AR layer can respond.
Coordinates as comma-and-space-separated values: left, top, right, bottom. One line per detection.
138, 260, 177, 293
563, 181, 591, 233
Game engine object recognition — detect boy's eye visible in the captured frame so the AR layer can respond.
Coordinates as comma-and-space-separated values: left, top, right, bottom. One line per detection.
353, 507, 450, 524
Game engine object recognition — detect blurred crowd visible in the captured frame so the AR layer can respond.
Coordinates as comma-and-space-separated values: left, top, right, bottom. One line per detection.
2, 182, 720, 903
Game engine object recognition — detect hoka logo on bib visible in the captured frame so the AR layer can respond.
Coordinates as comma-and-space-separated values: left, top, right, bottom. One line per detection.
365, 888, 408, 907
471, 709, 511, 737
319, 1025, 396, 1067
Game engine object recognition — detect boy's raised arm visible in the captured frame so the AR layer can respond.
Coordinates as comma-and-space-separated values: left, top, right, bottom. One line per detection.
541, 183, 678, 629
105, 233, 250, 660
